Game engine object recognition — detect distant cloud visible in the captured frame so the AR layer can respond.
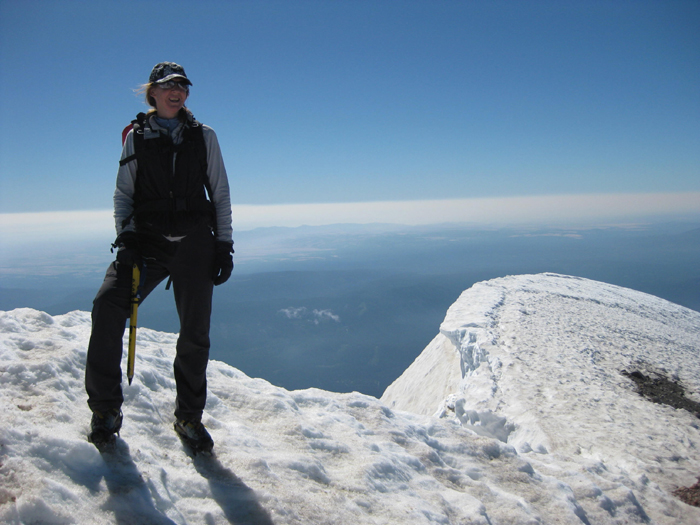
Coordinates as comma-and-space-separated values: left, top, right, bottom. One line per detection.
232, 192, 700, 230
0, 210, 114, 243
279, 307, 308, 320
312, 309, 340, 323
279, 307, 340, 324
1, 192, 699, 244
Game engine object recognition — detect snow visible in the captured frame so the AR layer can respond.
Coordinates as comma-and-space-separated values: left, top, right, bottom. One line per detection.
1, 274, 699, 524
383, 273, 700, 523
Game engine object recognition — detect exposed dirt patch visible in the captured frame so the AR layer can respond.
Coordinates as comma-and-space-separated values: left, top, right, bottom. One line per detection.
621, 369, 700, 507
621, 369, 700, 418
674, 478, 700, 507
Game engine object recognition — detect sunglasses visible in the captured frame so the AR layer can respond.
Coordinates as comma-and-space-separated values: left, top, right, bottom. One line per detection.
156, 80, 190, 92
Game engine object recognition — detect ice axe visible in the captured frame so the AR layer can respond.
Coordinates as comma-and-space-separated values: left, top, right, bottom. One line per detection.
127, 263, 143, 385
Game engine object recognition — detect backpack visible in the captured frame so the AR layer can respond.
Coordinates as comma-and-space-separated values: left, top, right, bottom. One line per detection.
119, 112, 216, 236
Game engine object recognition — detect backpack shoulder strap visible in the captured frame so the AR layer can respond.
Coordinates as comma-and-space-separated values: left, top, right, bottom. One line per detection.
187, 116, 218, 236
190, 118, 209, 180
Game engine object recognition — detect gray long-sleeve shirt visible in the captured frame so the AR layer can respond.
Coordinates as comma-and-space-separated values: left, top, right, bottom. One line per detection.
114, 113, 233, 243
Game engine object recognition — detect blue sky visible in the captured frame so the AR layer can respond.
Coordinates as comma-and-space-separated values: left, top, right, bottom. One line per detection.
0, 0, 699, 226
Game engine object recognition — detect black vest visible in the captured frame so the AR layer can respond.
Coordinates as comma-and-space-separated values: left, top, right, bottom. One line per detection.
120, 112, 214, 237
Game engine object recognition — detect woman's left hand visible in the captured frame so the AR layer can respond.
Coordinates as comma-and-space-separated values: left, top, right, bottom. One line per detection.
212, 241, 234, 285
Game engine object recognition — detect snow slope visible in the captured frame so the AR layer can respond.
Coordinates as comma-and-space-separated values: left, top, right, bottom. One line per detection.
0, 273, 699, 524
383, 273, 700, 523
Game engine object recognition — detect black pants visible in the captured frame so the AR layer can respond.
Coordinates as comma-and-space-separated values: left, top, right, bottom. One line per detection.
85, 223, 215, 421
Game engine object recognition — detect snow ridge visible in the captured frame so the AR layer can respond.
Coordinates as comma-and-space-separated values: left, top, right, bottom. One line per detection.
383, 273, 700, 523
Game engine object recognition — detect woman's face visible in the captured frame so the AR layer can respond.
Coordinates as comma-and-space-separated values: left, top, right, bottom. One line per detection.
150, 81, 189, 119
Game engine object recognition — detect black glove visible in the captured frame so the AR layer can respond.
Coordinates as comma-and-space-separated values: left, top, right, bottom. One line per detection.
212, 241, 234, 286
114, 231, 142, 270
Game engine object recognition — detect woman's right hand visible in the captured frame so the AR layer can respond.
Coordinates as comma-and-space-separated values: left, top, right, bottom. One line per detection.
115, 232, 142, 270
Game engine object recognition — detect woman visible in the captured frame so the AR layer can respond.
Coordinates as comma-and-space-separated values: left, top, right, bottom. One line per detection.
85, 62, 233, 453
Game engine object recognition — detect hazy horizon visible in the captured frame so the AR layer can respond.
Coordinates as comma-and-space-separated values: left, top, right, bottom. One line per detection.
1, 191, 698, 243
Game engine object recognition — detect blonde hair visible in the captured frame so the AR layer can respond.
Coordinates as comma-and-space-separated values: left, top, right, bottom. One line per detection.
136, 83, 157, 109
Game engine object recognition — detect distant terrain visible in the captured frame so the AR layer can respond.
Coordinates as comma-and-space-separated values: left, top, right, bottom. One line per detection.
1, 221, 699, 397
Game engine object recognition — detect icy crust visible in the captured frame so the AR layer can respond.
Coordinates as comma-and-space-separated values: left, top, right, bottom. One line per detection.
384, 272, 700, 523
7, 307, 688, 525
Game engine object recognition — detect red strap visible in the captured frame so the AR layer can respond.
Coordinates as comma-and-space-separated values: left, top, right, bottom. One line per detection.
122, 124, 134, 146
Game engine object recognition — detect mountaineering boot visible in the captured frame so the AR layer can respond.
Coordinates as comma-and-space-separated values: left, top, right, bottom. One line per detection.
88, 408, 123, 450
174, 419, 214, 454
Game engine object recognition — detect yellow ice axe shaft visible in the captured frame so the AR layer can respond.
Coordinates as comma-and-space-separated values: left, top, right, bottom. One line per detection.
127, 263, 140, 385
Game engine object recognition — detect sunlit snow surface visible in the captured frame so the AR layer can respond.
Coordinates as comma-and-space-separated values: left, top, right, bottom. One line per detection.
2, 273, 700, 524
